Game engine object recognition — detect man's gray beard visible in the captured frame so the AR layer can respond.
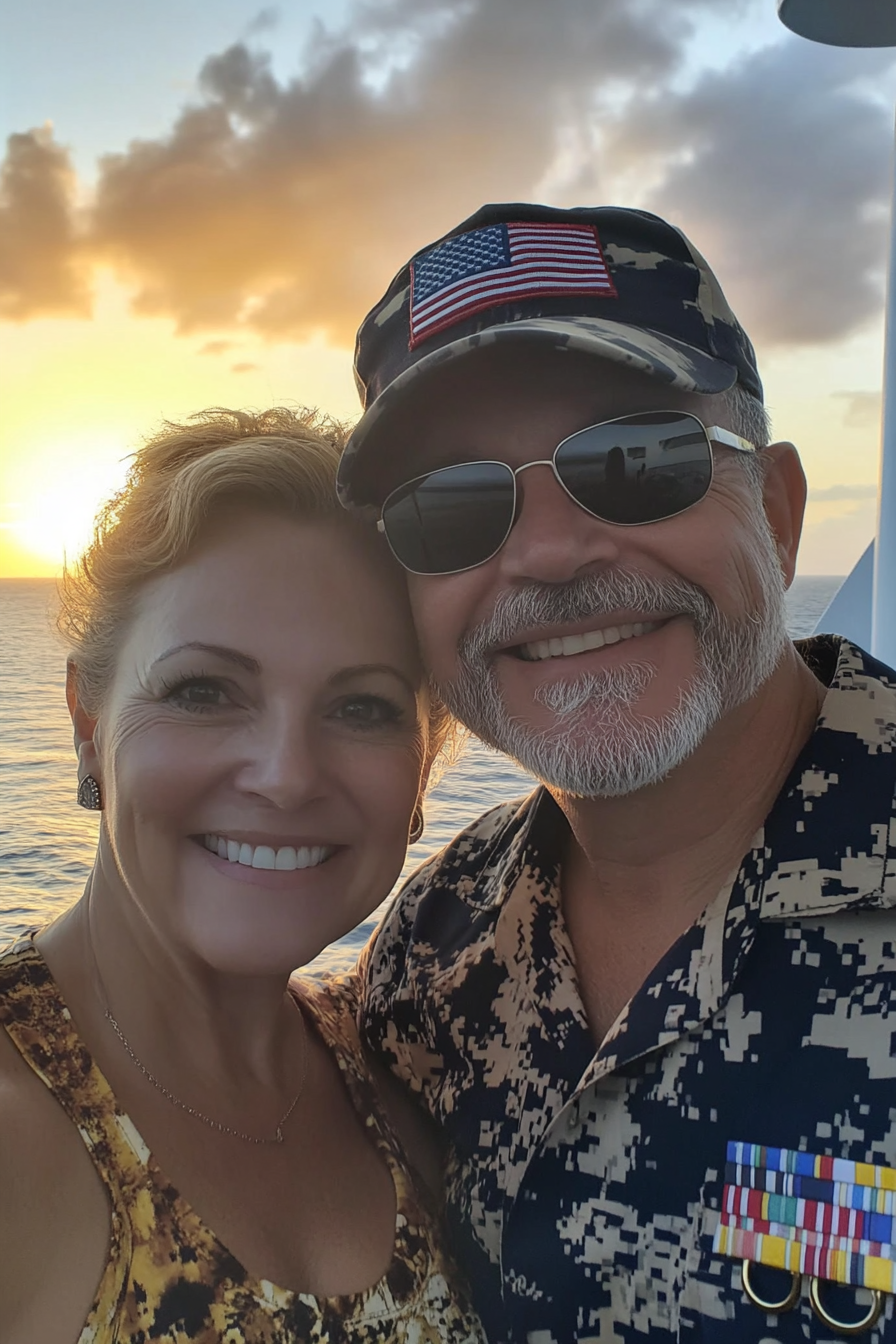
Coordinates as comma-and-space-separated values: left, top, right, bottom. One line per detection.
434, 533, 789, 798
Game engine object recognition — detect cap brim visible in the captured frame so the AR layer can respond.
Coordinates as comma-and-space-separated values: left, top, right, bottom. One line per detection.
337, 316, 739, 510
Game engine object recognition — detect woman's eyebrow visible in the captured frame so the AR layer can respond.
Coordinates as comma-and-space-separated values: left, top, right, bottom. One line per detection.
152, 642, 261, 673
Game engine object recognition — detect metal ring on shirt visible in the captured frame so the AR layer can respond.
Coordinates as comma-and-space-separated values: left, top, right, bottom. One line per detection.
741, 1260, 802, 1313
808, 1277, 884, 1336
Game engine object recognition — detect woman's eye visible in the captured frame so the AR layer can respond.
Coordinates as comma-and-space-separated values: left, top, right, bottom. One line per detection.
162, 677, 229, 712
334, 694, 403, 728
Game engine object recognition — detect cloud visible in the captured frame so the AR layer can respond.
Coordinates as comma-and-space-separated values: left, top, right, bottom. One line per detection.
245, 7, 280, 37
0, 126, 90, 320
231, 360, 258, 372
807, 483, 878, 502
85, 0, 715, 342
1, 0, 893, 354
608, 37, 895, 348
832, 390, 882, 428
199, 338, 234, 355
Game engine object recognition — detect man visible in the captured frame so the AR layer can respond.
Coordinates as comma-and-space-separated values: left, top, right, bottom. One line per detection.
337, 203, 896, 1343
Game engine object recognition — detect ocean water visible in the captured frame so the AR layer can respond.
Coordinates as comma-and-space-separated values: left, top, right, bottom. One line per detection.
0, 575, 845, 971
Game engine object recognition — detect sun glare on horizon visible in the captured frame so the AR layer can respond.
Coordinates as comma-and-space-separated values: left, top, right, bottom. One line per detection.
0, 270, 360, 578
0, 448, 130, 577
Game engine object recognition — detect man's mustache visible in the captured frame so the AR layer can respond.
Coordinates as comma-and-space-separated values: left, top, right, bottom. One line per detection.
458, 570, 717, 662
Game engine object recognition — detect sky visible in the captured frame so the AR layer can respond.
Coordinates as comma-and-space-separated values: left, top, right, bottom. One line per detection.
2, 0, 895, 577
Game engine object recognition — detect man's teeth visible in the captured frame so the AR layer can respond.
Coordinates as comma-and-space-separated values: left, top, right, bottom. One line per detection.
202, 836, 334, 870
519, 620, 661, 662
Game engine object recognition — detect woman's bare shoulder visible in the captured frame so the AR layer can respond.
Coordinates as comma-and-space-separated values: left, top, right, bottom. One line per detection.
0, 1021, 110, 1343
0, 1019, 59, 1179
0, 1023, 78, 1262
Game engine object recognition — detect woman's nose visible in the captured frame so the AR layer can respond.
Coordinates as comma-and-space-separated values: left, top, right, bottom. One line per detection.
237, 713, 329, 810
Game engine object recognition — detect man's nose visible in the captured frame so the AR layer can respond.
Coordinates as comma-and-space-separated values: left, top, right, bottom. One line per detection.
496, 461, 622, 584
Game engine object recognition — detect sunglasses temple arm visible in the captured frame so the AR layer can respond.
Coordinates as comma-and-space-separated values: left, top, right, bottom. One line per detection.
706, 425, 756, 454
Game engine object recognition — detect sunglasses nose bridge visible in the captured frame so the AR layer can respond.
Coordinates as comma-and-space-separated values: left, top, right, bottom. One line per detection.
511, 456, 567, 512
511, 453, 596, 528
512, 458, 557, 478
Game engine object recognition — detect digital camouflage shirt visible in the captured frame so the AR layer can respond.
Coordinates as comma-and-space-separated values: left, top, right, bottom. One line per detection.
360, 635, 896, 1344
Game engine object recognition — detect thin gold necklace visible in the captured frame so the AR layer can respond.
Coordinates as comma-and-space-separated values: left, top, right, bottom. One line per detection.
89, 929, 307, 1146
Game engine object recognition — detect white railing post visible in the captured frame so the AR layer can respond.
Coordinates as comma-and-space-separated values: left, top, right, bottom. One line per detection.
873, 108, 896, 664
776, 0, 896, 658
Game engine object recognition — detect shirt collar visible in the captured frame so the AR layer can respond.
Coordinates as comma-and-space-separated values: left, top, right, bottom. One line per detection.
489, 636, 896, 1082
758, 635, 896, 921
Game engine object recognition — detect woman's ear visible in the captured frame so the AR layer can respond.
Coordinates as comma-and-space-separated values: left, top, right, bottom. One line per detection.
759, 442, 807, 588
66, 659, 101, 784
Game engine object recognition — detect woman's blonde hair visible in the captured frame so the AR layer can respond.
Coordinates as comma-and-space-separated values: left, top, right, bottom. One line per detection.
58, 405, 454, 766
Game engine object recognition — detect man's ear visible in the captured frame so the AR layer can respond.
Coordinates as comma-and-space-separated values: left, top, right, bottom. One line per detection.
759, 442, 806, 589
66, 659, 101, 783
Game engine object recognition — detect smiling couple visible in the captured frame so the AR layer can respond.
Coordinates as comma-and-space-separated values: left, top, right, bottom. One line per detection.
3, 204, 896, 1344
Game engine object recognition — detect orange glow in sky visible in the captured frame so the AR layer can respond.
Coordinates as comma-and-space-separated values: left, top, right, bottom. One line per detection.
0, 274, 359, 577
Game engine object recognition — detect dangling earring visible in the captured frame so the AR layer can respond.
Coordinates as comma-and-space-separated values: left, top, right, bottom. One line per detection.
77, 775, 103, 810
408, 806, 424, 845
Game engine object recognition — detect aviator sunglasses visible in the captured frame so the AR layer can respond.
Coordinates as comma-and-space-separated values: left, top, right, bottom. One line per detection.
377, 410, 756, 576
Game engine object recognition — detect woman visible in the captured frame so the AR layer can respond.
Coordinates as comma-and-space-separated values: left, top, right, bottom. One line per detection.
0, 408, 483, 1343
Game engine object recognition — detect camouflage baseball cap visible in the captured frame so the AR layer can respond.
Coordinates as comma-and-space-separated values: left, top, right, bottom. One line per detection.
337, 201, 762, 509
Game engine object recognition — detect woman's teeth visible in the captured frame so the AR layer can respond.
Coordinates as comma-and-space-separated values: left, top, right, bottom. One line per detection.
202, 835, 334, 870
519, 620, 661, 662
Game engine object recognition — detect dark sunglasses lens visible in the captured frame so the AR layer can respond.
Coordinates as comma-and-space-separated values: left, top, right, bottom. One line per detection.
556, 412, 712, 524
382, 462, 516, 574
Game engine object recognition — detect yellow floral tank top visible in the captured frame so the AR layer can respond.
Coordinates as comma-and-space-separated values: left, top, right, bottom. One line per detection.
0, 938, 485, 1343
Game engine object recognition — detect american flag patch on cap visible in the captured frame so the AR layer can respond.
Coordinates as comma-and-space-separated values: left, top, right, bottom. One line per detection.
714, 1141, 896, 1293
409, 221, 617, 349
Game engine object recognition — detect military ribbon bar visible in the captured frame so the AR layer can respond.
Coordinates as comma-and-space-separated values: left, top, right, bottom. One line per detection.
714, 1140, 896, 1293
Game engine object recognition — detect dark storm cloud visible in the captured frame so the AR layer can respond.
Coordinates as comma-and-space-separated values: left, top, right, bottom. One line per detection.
1, 0, 893, 352
610, 38, 896, 346
0, 127, 90, 320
